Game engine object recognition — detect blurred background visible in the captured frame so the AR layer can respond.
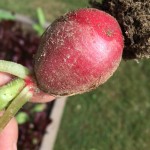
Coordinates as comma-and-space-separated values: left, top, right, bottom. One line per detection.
0, 0, 150, 150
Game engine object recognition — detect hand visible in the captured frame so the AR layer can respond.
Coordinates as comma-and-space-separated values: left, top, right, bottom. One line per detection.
0, 72, 55, 150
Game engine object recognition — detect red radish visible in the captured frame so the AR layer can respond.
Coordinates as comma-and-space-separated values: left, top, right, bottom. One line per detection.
34, 8, 124, 96
0, 8, 124, 132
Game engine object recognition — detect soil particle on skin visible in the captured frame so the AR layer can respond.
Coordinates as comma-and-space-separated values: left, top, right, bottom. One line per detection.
89, 0, 150, 60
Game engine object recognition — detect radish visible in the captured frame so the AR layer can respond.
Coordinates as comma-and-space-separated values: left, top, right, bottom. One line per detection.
34, 8, 124, 96
0, 8, 124, 131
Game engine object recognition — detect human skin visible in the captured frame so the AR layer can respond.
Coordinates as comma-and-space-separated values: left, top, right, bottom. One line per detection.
0, 72, 55, 150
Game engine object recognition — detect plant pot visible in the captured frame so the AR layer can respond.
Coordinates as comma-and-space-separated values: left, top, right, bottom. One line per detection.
0, 10, 67, 150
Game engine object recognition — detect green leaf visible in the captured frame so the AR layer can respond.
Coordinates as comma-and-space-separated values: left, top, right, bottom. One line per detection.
32, 24, 44, 35
32, 104, 46, 113
16, 112, 29, 124
0, 10, 15, 21
0, 78, 25, 110
0, 60, 31, 79
0, 86, 32, 131
37, 7, 46, 27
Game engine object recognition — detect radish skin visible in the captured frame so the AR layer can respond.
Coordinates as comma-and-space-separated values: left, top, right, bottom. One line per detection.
34, 8, 124, 96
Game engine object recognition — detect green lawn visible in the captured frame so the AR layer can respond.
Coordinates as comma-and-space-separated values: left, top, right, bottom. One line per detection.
0, 0, 88, 21
55, 60, 150, 150
0, 1, 150, 150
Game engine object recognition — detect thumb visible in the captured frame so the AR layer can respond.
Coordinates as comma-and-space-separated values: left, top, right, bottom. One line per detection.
0, 112, 18, 150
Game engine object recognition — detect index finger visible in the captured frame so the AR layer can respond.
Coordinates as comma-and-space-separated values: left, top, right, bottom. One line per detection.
0, 72, 13, 86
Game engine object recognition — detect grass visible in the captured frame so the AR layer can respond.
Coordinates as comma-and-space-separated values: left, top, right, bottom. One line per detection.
54, 60, 150, 150
0, 1, 150, 150
0, 0, 88, 21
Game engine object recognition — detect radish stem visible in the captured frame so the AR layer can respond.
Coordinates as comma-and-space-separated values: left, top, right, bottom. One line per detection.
0, 86, 33, 132
0, 78, 25, 110
0, 60, 31, 78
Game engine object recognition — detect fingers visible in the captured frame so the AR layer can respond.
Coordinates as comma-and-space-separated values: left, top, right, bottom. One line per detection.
0, 72, 13, 86
31, 89, 56, 103
0, 72, 56, 103
0, 74, 18, 150
0, 112, 18, 150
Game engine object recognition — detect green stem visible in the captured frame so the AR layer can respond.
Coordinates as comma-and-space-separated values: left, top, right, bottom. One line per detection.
0, 60, 31, 78
0, 86, 33, 133
0, 78, 26, 110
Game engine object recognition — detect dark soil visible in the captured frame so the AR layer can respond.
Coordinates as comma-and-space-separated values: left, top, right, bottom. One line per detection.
89, 0, 150, 59
0, 20, 54, 150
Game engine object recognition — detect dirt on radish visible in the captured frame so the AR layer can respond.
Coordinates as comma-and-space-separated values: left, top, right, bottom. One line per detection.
34, 8, 124, 96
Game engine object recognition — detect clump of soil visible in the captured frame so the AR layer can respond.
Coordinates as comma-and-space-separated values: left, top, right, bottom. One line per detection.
89, 0, 150, 59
